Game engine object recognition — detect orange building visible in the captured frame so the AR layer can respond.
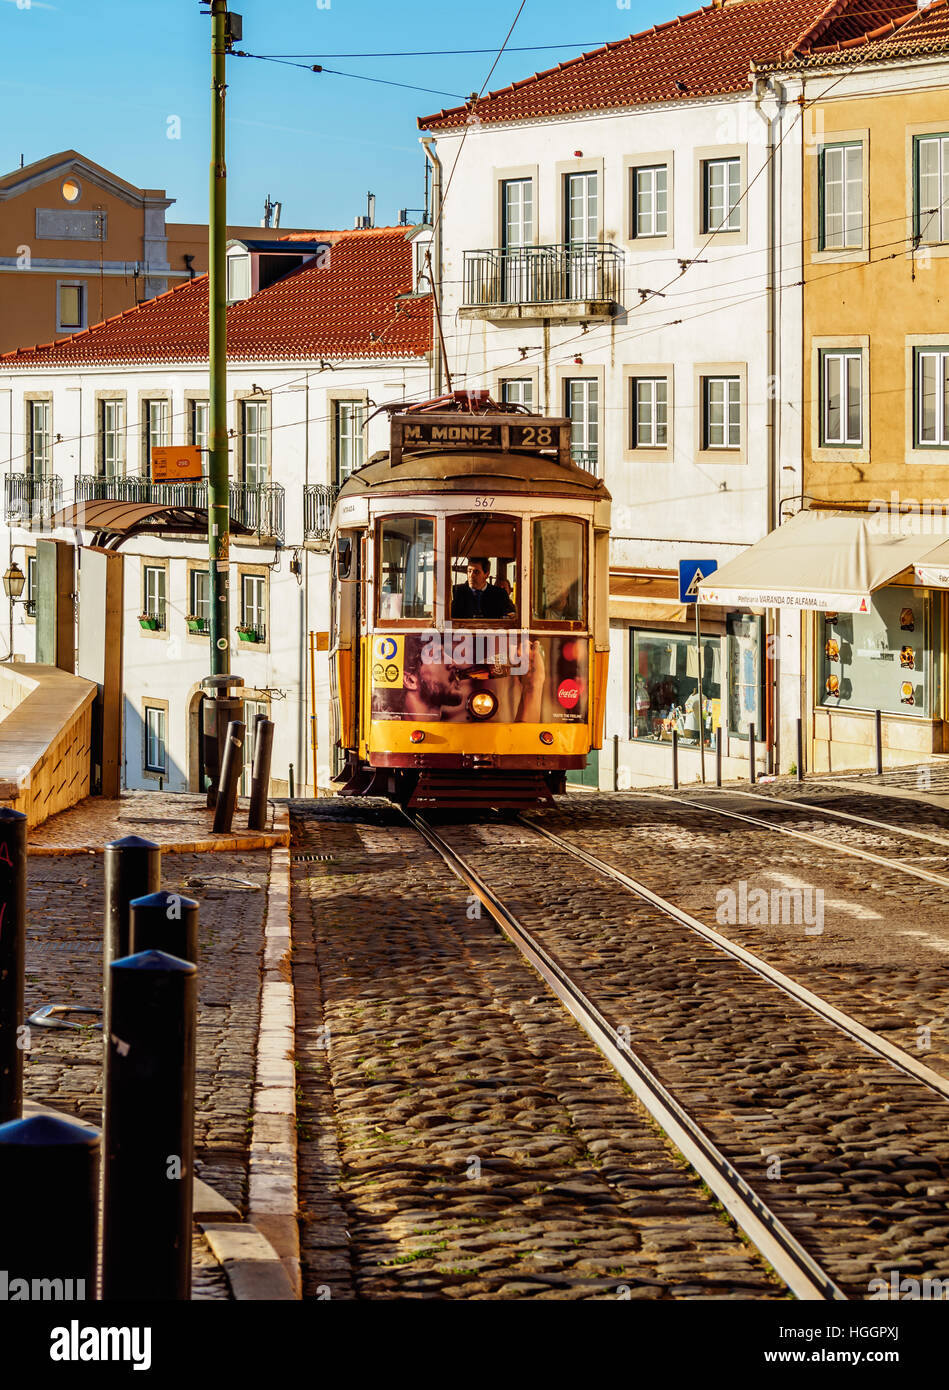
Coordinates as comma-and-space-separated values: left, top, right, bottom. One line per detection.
0, 150, 315, 354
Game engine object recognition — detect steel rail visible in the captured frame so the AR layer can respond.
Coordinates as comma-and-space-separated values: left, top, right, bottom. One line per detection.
522, 817, 949, 1106
647, 791, 949, 891
404, 808, 846, 1302
709, 787, 949, 851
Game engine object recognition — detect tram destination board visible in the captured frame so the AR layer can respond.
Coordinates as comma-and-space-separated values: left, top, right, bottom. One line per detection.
391, 413, 572, 467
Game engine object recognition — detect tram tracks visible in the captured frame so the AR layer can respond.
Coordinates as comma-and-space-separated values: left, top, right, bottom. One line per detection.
404, 808, 949, 1303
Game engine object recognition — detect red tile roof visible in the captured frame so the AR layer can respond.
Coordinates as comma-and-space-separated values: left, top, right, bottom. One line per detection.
793, 0, 949, 56
1, 226, 432, 367
419, 0, 916, 129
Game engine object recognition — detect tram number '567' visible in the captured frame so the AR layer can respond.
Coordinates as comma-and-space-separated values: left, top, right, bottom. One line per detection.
474, 496, 495, 508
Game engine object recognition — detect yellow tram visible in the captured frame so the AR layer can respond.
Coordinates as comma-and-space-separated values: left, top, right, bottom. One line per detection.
329, 394, 612, 809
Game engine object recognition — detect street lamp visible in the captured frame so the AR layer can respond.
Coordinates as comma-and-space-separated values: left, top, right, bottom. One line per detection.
3, 563, 25, 600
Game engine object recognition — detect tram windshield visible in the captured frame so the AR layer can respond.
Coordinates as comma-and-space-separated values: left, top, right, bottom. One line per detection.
377, 517, 435, 621
532, 517, 585, 624
448, 515, 518, 622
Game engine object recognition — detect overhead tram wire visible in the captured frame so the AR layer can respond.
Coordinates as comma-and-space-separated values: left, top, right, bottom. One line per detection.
232, 51, 467, 101
256, 44, 612, 59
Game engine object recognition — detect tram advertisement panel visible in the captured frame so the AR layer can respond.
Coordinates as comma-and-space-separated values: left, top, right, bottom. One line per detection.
370, 632, 589, 724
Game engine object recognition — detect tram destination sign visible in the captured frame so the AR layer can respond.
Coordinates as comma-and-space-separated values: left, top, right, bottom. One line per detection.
391, 413, 572, 467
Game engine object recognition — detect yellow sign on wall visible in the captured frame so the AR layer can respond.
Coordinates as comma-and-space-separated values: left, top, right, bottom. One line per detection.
151, 445, 203, 481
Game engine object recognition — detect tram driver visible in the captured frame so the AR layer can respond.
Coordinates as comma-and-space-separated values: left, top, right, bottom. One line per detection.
451, 557, 516, 621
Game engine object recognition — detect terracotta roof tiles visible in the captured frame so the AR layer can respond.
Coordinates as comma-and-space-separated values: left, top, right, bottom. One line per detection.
1, 226, 432, 368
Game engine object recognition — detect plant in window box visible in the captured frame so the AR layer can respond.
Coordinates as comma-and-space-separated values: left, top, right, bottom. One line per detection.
139, 611, 159, 631
187, 613, 208, 633
236, 623, 263, 643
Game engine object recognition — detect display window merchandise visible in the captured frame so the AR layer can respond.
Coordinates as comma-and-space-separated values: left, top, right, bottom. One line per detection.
819, 587, 934, 716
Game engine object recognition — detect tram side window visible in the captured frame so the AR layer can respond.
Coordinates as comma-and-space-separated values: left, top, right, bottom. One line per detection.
532, 518, 584, 623
448, 514, 518, 621
377, 517, 435, 621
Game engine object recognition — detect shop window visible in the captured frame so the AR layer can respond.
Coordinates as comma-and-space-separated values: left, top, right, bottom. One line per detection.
377, 516, 436, 622
531, 517, 584, 625
630, 629, 722, 746
726, 614, 763, 736
447, 514, 518, 622
820, 588, 932, 716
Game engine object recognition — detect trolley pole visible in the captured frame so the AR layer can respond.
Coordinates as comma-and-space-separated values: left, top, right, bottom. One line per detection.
207, 2, 237, 767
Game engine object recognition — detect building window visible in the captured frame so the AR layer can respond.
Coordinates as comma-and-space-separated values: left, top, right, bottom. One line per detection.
143, 399, 169, 470
915, 348, 949, 447
227, 254, 251, 301
821, 588, 932, 716
241, 699, 269, 793
143, 565, 166, 629
702, 376, 741, 449
240, 573, 266, 640
189, 568, 210, 632
632, 165, 668, 238
631, 629, 722, 746
334, 400, 364, 486
565, 378, 598, 471
565, 170, 599, 243
190, 399, 209, 458
501, 379, 534, 410
915, 134, 949, 244
28, 401, 51, 478
631, 377, 668, 448
26, 553, 36, 619
57, 281, 85, 332
243, 400, 269, 486
501, 178, 533, 249
144, 706, 167, 774
820, 350, 862, 446
819, 143, 863, 250
100, 399, 125, 478
702, 158, 741, 233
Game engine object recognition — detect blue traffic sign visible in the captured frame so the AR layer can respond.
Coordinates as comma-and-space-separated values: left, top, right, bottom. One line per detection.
679, 558, 718, 605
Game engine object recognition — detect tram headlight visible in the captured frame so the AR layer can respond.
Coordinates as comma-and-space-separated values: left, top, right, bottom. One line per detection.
467, 690, 498, 721
539, 731, 554, 745
410, 729, 426, 744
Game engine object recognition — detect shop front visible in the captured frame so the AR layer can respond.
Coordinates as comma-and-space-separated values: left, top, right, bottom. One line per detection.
700, 509, 949, 775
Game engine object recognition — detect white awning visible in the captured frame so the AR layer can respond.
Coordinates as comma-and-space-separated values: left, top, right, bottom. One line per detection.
915, 539, 949, 588
697, 510, 939, 613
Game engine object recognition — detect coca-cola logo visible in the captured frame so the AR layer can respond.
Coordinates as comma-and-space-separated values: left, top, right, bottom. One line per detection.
557, 679, 581, 709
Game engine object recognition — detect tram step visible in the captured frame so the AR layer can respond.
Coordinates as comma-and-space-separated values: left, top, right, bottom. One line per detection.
408, 772, 556, 811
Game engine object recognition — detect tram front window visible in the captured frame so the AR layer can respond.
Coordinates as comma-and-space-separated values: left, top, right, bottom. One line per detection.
378, 517, 435, 621
532, 517, 584, 623
448, 515, 518, 621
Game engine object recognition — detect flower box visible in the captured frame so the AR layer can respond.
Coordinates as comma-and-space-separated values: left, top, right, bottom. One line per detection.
139, 614, 159, 631
237, 626, 264, 644
187, 615, 208, 634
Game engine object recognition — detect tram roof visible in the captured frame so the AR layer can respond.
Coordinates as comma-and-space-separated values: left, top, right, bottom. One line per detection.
336, 449, 611, 502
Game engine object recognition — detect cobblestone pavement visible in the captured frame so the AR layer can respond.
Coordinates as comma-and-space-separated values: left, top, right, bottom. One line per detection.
546, 788, 949, 1078
447, 802, 949, 1296
291, 801, 782, 1301
23, 850, 268, 1211
192, 1232, 231, 1300
26, 791, 284, 851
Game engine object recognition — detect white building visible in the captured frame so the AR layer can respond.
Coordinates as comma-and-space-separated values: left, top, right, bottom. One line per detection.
419, 0, 901, 786
0, 225, 433, 795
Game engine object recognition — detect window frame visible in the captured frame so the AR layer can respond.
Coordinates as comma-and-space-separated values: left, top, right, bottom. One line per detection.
529, 515, 587, 632
241, 398, 269, 487
189, 398, 210, 457
818, 141, 864, 251
914, 132, 949, 245
444, 512, 521, 628
820, 348, 864, 448
914, 346, 949, 448
142, 397, 170, 472
375, 513, 439, 629
701, 375, 742, 450
500, 378, 535, 410
631, 163, 668, 239
188, 565, 211, 634
142, 562, 167, 631
240, 571, 267, 640
100, 398, 126, 478
334, 399, 365, 487
56, 279, 86, 333
630, 376, 669, 449
564, 376, 599, 472
143, 704, 168, 776
702, 157, 741, 234
27, 400, 52, 479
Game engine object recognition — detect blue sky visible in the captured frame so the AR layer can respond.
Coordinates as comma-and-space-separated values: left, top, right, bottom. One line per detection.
0, 0, 682, 229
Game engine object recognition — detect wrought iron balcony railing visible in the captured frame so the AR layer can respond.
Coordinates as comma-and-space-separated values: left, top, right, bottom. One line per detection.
463, 242, 624, 308
569, 445, 599, 474
4, 473, 63, 528
303, 483, 338, 542
73, 474, 285, 541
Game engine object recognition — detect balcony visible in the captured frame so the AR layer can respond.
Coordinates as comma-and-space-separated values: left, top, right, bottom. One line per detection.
570, 445, 599, 475
73, 475, 285, 542
4, 473, 63, 529
461, 243, 624, 323
303, 483, 338, 544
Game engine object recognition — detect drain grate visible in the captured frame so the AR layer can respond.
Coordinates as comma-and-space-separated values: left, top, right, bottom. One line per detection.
292, 852, 338, 862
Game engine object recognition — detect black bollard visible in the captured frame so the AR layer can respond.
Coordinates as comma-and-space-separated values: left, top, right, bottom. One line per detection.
289, 762, 295, 799
130, 891, 199, 965
748, 722, 756, 785
102, 950, 196, 1301
103, 836, 161, 1017
797, 717, 804, 783
875, 709, 883, 776
212, 721, 244, 835
715, 726, 723, 787
0, 808, 27, 1124
0, 1113, 99, 1298
248, 718, 274, 831
671, 729, 679, 790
